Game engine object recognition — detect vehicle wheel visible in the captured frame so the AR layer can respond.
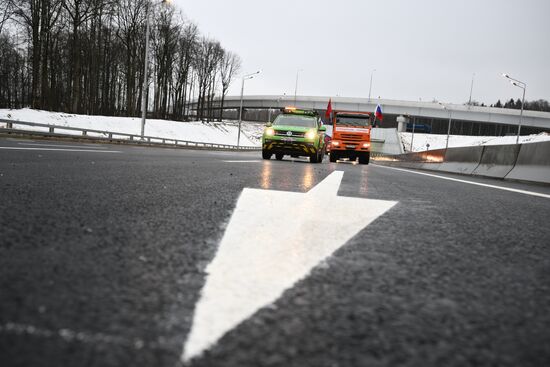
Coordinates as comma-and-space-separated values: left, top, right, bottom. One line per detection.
329, 153, 337, 163
359, 152, 370, 165
262, 151, 272, 160
310, 151, 319, 163
275, 153, 284, 161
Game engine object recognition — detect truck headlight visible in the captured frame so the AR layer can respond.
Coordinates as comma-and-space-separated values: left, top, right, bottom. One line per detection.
265, 128, 275, 136
331, 141, 340, 146
305, 129, 317, 140
363, 143, 370, 148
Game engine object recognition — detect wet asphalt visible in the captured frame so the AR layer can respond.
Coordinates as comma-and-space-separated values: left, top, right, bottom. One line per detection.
0, 137, 549, 367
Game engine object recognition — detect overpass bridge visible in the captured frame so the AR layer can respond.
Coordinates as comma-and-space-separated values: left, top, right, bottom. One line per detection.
192, 95, 550, 136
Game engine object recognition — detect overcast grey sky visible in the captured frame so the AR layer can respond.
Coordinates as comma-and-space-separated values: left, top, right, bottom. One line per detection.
174, 0, 549, 104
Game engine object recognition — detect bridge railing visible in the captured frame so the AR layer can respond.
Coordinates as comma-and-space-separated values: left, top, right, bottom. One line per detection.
0, 119, 260, 151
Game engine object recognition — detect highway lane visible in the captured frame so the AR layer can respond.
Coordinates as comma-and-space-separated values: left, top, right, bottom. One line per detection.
0, 137, 549, 367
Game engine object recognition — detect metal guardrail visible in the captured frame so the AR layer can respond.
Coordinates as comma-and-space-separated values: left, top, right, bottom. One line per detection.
0, 119, 260, 151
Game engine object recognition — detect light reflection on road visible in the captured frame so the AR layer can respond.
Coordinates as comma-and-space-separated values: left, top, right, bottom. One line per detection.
260, 160, 316, 192
260, 161, 272, 189
301, 164, 314, 191
359, 166, 369, 196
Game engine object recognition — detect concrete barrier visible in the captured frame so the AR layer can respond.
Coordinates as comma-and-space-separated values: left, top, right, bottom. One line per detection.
505, 141, 550, 184
420, 148, 446, 171
472, 144, 521, 179
436, 146, 484, 174
370, 128, 404, 155
375, 141, 549, 185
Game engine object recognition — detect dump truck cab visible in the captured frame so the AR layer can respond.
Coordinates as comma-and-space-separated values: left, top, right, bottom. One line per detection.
329, 111, 371, 164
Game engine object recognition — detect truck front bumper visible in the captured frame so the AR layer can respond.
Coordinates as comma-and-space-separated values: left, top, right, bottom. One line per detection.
263, 139, 318, 155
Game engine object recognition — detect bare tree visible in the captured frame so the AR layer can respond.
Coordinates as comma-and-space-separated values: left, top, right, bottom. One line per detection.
1, 0, 241, 122
193, 37, 223, 121
219, 51, 241, 121
172, 22, 197, 119
0, 0, 14, 36
115, 0, 147, 116
151, 5, 178, 119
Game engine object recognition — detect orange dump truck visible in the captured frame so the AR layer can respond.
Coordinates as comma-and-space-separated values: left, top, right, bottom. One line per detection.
329, 111, 371, 164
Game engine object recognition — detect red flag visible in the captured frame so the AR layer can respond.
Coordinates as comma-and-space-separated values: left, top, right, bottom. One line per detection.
325, 98, 333, 119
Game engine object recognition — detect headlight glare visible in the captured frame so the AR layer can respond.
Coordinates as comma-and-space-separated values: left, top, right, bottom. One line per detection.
305, 129, 317, 140
265, 128, 275, 136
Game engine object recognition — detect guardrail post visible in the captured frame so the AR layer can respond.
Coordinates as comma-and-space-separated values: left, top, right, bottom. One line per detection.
82, 130, 87, 136
49, 127, 54, 133
108, 133, 113, 139
7, 122, 13, 128
147, 137, 151, 143
130, 135, 134, 141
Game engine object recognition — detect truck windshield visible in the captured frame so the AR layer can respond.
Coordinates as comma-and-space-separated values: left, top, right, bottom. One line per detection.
273, 115, 318, 128
335, 116, 370, 127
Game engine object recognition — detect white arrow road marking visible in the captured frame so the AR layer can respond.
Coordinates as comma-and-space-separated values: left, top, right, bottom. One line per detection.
181, 171, 398, 362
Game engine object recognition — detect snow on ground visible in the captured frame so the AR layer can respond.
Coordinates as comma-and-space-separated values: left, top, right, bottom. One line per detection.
400, 132, 550, 152
0, 109, 264, 147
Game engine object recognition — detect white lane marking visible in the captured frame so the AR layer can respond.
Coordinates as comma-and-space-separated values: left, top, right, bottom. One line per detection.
222, 160, 262, 163
18, 142, 107, 149
0, 322, 150, 349
182, 171, 397, 361
373, 164, 550, 199
0, 147, 120, 153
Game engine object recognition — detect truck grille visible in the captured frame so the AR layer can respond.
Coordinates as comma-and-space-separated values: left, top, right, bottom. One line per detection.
275, 130, 305, 138
340, 134, 362, 141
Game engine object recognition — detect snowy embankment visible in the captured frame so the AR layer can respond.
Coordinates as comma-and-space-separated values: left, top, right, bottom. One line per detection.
400, 132, 550, 152
0, 109, 264, 147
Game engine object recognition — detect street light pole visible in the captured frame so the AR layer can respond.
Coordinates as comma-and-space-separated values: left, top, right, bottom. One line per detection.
237, 70, 261, 147
502, 73, 527, 144
140, 2, 152, 140
368, 69, 376, 102
446, 110, 452, 150
140, 0, 170, 140
410, 116, 416, 152
468, 72, 475, 107
517, 85, 526, 144
294, 69, 302, 106
439, 102, 452, 150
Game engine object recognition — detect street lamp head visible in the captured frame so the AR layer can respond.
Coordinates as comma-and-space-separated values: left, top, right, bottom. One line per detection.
502, 73, 509, 78
244, 70, 262, 79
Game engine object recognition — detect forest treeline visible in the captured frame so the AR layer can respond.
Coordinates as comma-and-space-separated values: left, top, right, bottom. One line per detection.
466, 99, 550, 112
468, 99, 550, 112
0, 0, 241, 121
492, 99, 550, 112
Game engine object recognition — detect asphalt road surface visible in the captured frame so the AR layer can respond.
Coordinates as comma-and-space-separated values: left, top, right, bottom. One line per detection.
1, 137, 549, 367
